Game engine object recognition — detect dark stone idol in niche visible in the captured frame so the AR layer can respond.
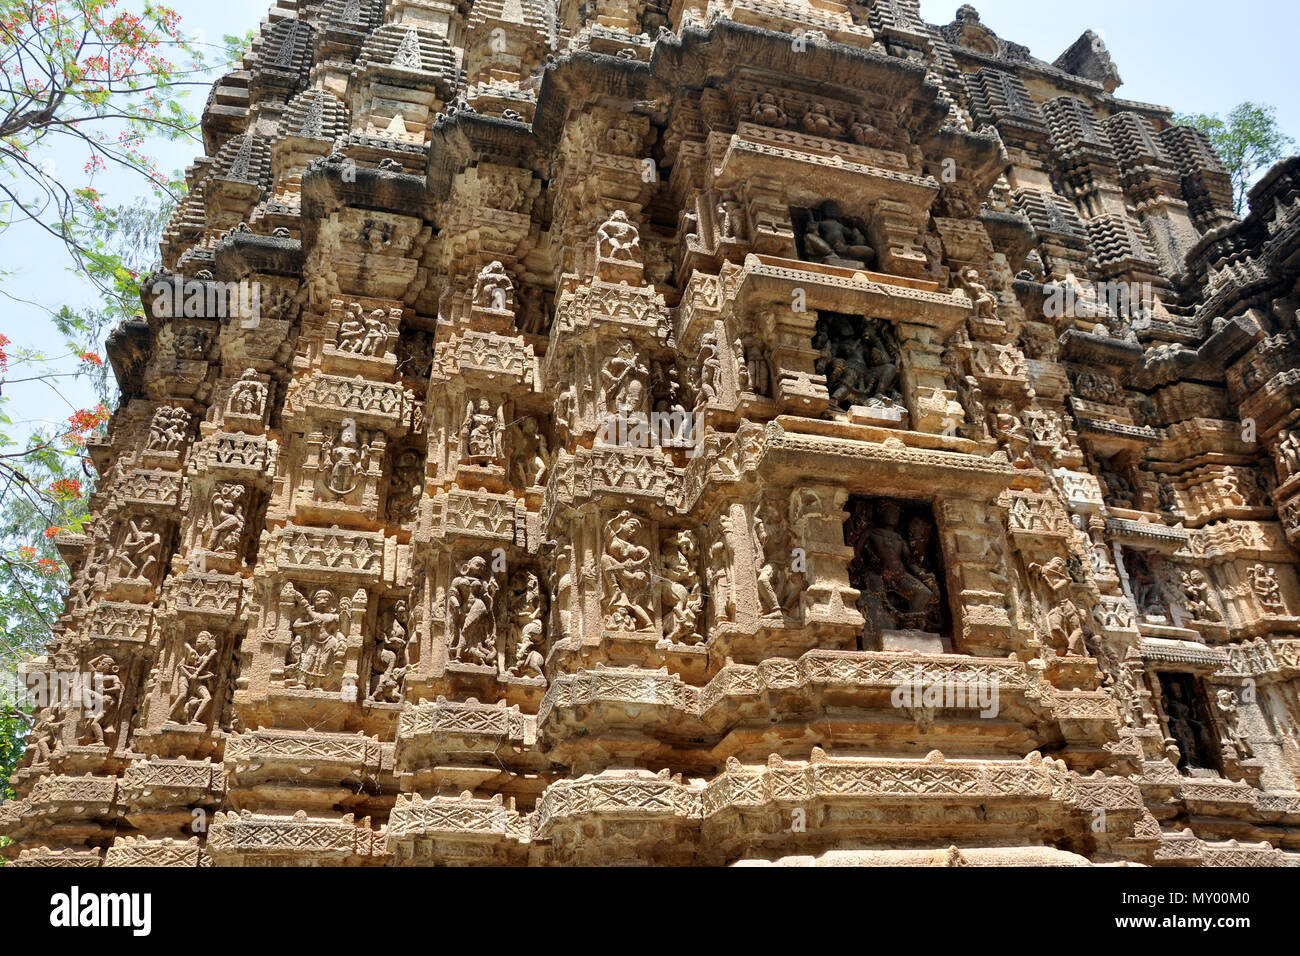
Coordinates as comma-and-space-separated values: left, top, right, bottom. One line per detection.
844, 496, 948, 649
1156, 671, 1223, 774
794, 200, 876, 269
813, 312, 904, 412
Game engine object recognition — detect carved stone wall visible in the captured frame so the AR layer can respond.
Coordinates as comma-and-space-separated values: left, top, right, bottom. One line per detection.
5, 0, 1300, 867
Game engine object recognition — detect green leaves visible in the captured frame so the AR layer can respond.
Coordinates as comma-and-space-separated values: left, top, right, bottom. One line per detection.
223, 30, 256, 70
0, 0, 196, 800
0, 0, 204, 293
1174, 102, 1296, 215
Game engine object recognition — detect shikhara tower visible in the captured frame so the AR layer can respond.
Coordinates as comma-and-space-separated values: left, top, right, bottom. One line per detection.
5, 0, 1300, 867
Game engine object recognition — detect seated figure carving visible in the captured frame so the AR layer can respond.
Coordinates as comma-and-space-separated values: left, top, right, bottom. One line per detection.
814, 313, 903, 412
799, 200, 876, 269
846, 498, 944, 639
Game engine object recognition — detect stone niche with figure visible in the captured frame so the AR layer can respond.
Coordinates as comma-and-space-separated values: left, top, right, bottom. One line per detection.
845, 496, 952, 653
1153, 671, 1226, 776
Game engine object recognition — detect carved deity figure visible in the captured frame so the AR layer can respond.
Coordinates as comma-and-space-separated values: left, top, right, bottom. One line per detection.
448, 556, 499, 665
69, 548, 108, 612
753, 511, 782, 618
601, 511, 654, 631
1070, 368, 1122, 405
474, 260, 513, 311
992, 406, 1032, 466
694, 332, 720, 408
1123, 550, 1166, 620
749, 91, 787, 127
1277, 430, 1300, 480
1182, 569, 1222, 622
287, 586, 350, 690
397, 329, 434, 379
113, 517, 162, 582
169, 631, 218, 724
1218, 470, 1248, 507
386, 448, 424, 523
917, 229, 945, 281
732, 336, 749, 394
369, 600, 410, 702
815, 313, 902, 411
1030, 556, 1091, 656
205, 483, 246, 553
1215, 689, 1253, 758
555, 382, 577, 443
228, 369, 267, 417
337, 303, 369, 352
1098, 458, 1136, 509
320, 419, 372, 496
361, 308, 389, 356
147, 405, 189, 452
659, 529, 703, 644
25, 705, 61, 765
1106, 657, 1141, 729
510, 417, 549, 487
551, 541, 574, 638
715, 196, 745, 241
462, 398, 502, 462
597, 209, 641, 262
802, 102, 843, 138
738, 336, 770, 397
601, 342, 649, 418
801, 200, 875, 268
507, 572, 546, 679
1157, 477, 1178, 515
774, 499, 806, 616
1162, 678, 1217, 771
850, 113, 890, 148
848, 498, 942, 633
961, 268, 999, 319
650, 360, 690, 442
954, 373, 989, 439
708, 517, 738, 627
1249, 564, 1285, 613
82, 655, 122, 746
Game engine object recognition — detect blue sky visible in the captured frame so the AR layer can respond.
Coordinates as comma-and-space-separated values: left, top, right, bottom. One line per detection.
2, 0, 1297, 437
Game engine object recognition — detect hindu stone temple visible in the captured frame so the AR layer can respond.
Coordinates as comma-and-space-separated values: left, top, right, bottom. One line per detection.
5, 0, 1300, 866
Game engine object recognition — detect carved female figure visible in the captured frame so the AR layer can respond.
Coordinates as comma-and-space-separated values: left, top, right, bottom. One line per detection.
370, 600, 409, 702
169, 631, 218, 724
337, 303, 368, 352
205, 483, 246, 553
462, 398, 501, 461
289, 588, 348, 689
361, 308, 389, 355
448, 556, 498, 664
601, 343, 648, 418
753, 513, 781, 617
82, 655, 122, 746
1030, 556, 1089, 656
708, 517, 735, 625
114, 517, 162, 582
507, 572, 546, 678
601, 511, 654, 631
659, 529, 703, 644
229, 369, 266, 416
